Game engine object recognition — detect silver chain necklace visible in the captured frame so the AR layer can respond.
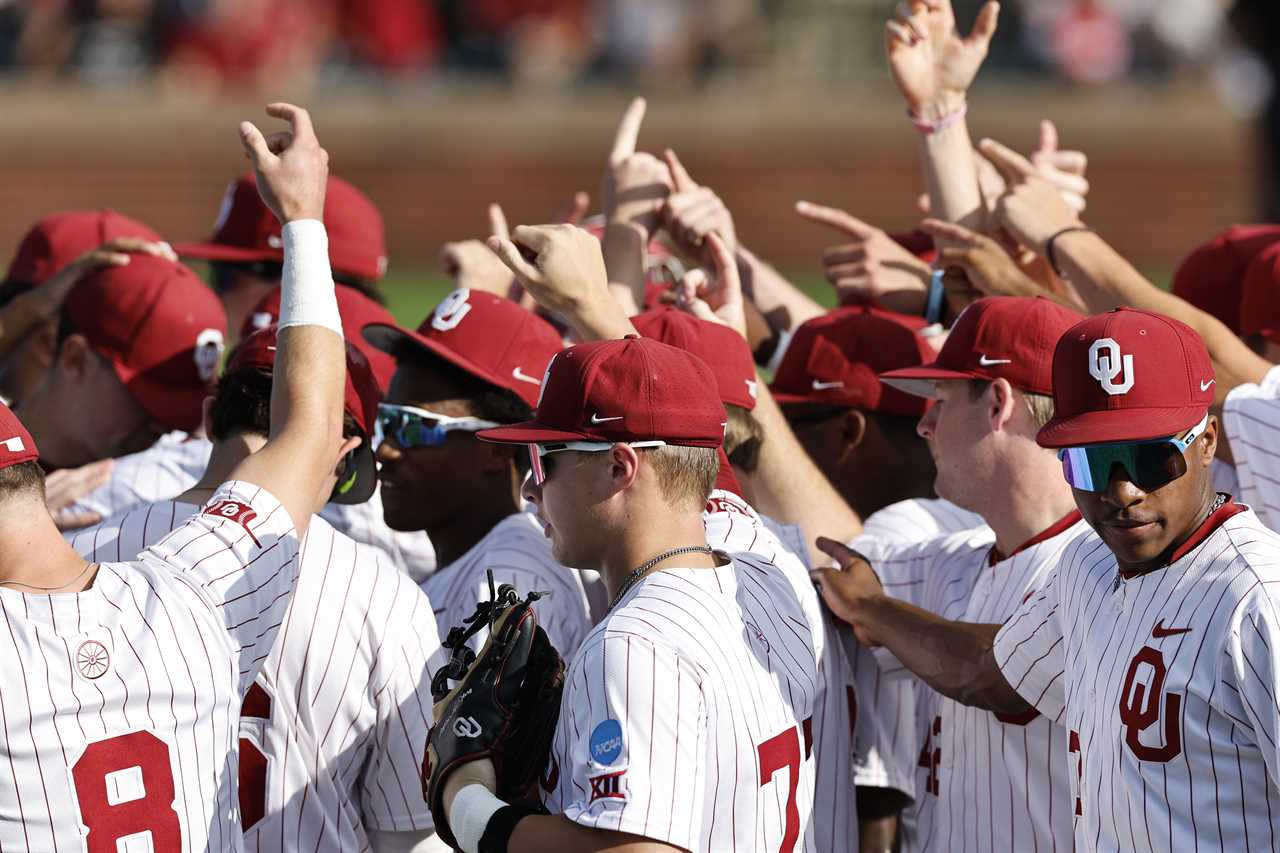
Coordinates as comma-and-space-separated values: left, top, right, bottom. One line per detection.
0, 562, 96, 593
607, 545, 714, 613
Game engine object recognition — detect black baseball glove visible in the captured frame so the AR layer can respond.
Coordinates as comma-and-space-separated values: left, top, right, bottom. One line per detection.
423, 574, 566, 849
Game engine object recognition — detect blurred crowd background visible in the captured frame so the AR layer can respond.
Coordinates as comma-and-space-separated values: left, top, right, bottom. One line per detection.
0, 0, 1270, 95
0, 0, 1275, 322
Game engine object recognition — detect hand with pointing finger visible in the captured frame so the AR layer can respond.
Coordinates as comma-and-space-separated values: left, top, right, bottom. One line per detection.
675, 234, 747, 340
810, 537, 887, 647
601, 98, 671, 238
488, 224, 609, 319
921, 218, 1042, 301
662, 148, 738, 261
440, 203, 518, 299
977, 137, 1084, 256
238, 102, 328, 224
886, 0, 1000, 119
795, 201, 932, 314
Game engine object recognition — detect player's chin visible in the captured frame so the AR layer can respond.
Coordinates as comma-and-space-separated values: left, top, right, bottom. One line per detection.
1099, 520, 1167, 562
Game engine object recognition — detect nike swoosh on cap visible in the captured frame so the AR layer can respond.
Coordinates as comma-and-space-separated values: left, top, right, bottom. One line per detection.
512, 366, 542, 386
811, 380, 844, 391
978, 355, 1012, 366
1200, 379, 1216, 392
591, 414, 624, 423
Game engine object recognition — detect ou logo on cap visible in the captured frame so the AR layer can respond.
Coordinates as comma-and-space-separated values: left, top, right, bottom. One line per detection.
431, 288, 472, 332
1088, 337, 1135, 396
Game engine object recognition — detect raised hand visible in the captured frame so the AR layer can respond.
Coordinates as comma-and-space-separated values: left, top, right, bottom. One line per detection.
810, 537, 886, 647
601, 98, 672, 238
440, 204, 519, 298
238, 102, 328, 224
921, 217, 1042, 304
1030, 119, 1089, 213
662, 148, 738, 260
675, 233, 747, 340
886, 0, 1000, 118
977, 137, 1084, 255
795, 200, 932, 314
488, 223, 609, 318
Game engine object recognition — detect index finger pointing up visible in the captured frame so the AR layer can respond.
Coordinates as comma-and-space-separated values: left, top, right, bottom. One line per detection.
609, 97, 647, 165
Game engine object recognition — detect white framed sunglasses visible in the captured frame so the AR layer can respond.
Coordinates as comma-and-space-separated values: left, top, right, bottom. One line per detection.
527, 440, 667, 485
376, 403, 499, 449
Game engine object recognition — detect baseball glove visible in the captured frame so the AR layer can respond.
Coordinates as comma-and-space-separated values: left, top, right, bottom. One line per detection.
423, 574, 566, 848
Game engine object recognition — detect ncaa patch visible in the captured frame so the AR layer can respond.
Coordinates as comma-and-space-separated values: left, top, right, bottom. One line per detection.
589, 719, 624, 766
204, 499, 261, 547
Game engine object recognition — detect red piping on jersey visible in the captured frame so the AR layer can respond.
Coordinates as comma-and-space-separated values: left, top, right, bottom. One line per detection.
988, 510, 1083, 567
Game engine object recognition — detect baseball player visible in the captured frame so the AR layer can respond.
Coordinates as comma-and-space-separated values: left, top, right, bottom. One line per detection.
0, 208, 169, 406
815, 296, 1088, 852
818, 308, 1280, 851
363, 287, 601, 656
13, 250, 227, 470
432, 334, 818, 853
64, 283, 440, 579
68, 325, 446, 852
175, 171, 389, 340
0, 102, 349, 851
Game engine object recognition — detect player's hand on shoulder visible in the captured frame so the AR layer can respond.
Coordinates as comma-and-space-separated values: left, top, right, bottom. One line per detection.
238, 102, 328, 224
811, 536, 886, 646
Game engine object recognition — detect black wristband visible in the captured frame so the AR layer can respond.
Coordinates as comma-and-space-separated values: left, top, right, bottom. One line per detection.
1045, 226, 1094, 278
478, 803, 546, 853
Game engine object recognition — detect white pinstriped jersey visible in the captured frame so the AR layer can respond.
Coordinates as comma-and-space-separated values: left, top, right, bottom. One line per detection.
844, 498, 989, 821
0, 481, 298, 853
874, 515, 1086, 852
423, 512, 596, 662
543, 553, 819, 852
995, 503, 1280, 852
1225, 364, 1280, 531
65, 434, 439, 580
703, 489, 858, 852
68, 501, 443, 852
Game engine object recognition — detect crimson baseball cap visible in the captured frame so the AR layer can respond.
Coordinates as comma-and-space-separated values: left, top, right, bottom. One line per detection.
0, 402, 38, 471
175, 174, 388, 281
631, 308, 757, 410
227, 325, 381, 504
1240, 240, 1280, 344
1037, 308, 1215, 448
477, 336, 727, 448
2, 209, 164, 299
363, 287, 563, 409
243, 284, 399, 391
880, 296, 1084, 399
1171, 224, 1280, 334
771, 307, 935, 416
66, 255, 227, 432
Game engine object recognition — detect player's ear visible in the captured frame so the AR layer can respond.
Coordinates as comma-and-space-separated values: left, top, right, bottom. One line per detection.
838, 409, 867, 457
1199, 415, 1218, 466
53, 333, 93, 385
608, 443, 642, 493
988, 378, 1017, 433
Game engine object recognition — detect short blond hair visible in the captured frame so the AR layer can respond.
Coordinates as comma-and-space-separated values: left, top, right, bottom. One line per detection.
647, 445, 720, 509
969, 380, 1054, 429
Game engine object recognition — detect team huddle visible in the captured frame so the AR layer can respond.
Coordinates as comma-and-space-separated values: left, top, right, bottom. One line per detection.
2, 2, 1280, 852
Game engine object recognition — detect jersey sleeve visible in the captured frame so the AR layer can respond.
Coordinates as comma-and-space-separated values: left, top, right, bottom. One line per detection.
141, 480, 300, 695
1224, 365, 1280, 530
361, 579, 442, 832
992, 573, 1067, 723
1218, 587, 1280, 789
555, 632, 706, 848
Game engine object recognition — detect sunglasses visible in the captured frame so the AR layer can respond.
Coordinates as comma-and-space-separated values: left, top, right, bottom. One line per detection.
1058, 414, 1209, 493
376, 403, 499, 449
527, 440, 666, 486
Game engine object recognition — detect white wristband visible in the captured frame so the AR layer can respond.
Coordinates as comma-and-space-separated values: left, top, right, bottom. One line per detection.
279, 219, 342, 338
450, 784, 505, 853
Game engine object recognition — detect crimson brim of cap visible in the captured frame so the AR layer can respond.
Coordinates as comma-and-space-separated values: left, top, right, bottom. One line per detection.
112, 362, 209, 433
1036, 406, 1208, 449
769, 389, 851, 407
173, 241, 283, 264
476, 421, 723, 448
877, 364, 980, 399
362, 322, 513, 398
